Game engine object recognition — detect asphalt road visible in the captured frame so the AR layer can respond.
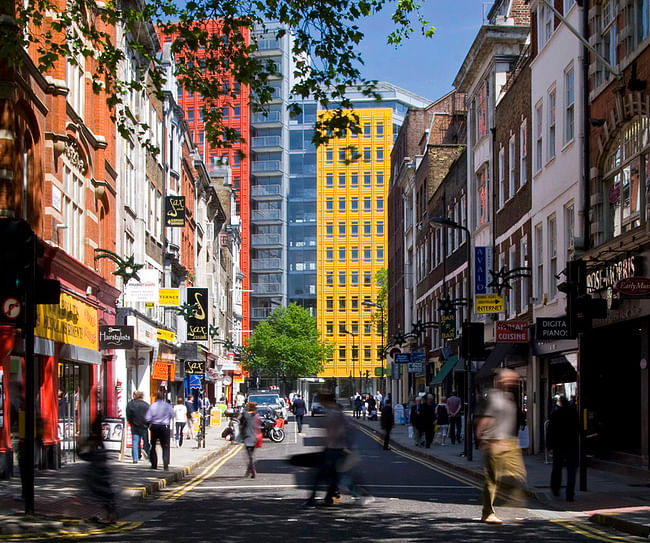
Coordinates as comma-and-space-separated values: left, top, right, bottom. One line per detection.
68, 415, 644, 543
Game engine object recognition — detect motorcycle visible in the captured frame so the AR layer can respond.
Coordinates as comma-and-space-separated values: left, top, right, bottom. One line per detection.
260, 410, 285, 443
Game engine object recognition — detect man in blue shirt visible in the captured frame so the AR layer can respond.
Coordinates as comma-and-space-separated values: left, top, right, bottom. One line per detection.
145, 391, 174, 470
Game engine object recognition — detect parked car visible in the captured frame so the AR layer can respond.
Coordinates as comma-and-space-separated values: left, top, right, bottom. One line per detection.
310, 394, 325, 416
247, 392, 288, 419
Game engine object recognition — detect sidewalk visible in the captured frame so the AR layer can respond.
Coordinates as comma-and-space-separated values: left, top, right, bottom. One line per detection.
352, 414, 650, 538
0, 421, 232, 538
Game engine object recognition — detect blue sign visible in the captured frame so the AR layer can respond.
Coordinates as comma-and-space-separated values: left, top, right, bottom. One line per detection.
475, 246, 493, 294
394, 353, 411, 364
189, 374, 202, 388
411, 351, 426, 362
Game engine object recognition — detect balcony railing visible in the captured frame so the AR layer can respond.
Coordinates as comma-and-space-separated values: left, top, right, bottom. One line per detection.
251, 209, 281, 222
251, 185, 282, 197
252, 283, 282, 295
251, 307, 274, 320
252, 111, 282, 124
251, 160, 282, 173
251, 233, 283, 246
251, 135, 282, 149
251, 257, 282, 270
255, 38, 281, 51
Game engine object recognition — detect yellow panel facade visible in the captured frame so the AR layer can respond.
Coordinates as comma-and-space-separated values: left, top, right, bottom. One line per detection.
316, 108, 393, 379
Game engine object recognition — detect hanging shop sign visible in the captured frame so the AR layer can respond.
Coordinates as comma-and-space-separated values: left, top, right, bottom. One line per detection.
586, 255, 636, 293
159, 288, 180, 306
156, 328, 176, 342
475, 294, 504, 314
614, 276, 650, 297
35, 292, 98, 350
99, 325, 134, 350
495, 321, 529, 343
184, 360, 205, 375
440, 314, 456, 339
186, 288, 209, 341
124, 269, 159, 303
164, 196, 186, 227
152, 361, 175, 380
475, 246, 493, 295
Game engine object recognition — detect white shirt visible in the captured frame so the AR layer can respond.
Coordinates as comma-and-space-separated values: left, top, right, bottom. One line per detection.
173, 404, 187, 423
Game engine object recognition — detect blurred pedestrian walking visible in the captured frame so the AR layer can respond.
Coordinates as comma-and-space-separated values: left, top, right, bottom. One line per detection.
292, 394, 306, 433
146, 391, 174, 470
419, 394, 437, 448
549, 395, 579, 502
475, 369, 528, 524
173, 397, 187, 447
447, 391, 462, 445
380, 397, 394, 450
435, 397, 449, 445
239, 401, 262, 478
353, 393, 363, 419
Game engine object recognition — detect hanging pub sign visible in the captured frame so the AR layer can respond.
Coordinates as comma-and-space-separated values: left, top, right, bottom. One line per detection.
440, 314, 456, 339
184, 360, 205, 375
99, 325, 134, 349
186, 288, 208, 341
165, 196, 186, 227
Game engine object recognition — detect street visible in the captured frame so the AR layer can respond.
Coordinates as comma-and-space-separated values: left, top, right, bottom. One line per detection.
40, 415, 642, 543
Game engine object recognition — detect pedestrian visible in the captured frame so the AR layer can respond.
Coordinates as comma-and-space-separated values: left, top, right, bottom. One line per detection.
304, 393, 348, 507
292, 393, 307, 433
235, 390, 245, 410
475, 368, 528, 524
126, 391, 150, 463
145, 390, 174, 471
78, 412, 117, 522
185, 394, 195, 440
419, 394, 437, 448
447, 390, 463, 445
202, 395, 211, 425
435, 397, 450, 445
353, 393, 363, 419
239, 401, 262, 478
367, 395, 377, 420
548, 395, 579, 502
361, 394, 368, 420
374, 390, 383, 408
380, 397, 394, 450
410, 397, 423, 446
173, 397, 187, 447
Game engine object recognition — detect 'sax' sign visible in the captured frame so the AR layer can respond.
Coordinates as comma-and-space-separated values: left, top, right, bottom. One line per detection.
165, 196, 185, 227
184, 360, 205, 375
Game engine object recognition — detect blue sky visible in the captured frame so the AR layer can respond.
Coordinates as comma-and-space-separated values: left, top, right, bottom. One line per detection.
356, 0, 486, 101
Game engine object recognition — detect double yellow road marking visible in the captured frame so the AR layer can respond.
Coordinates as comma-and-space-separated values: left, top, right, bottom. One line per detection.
553, 519, 641, 542
160, 444, 244, 501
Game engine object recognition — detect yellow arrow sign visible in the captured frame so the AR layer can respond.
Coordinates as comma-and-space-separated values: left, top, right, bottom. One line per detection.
475, 294, 505, 313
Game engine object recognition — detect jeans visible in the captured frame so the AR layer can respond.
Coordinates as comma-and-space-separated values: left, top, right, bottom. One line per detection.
175, 422, 186, 446
132, 429, 150, 463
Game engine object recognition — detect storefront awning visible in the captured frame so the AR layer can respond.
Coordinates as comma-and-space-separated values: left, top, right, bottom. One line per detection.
431, 355, 459, 386
475, 342, 528, 381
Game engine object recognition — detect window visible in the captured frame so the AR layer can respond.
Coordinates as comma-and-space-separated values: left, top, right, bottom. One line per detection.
326, 173, 333, 188
548, 89, 556, 160
339, 296, 346, 311
520, 120, 528, 185
326, 271, 333, 285
338, 222, 346, 237
351, 173, 359, 187
364, 271, 372, 286
477, 169, 488, 225
535, 223, 544, 301
339, 346, 346, 360
66, 57, 85, 117
548, 215, 557, 299
565, 203, 575, 262
326, 149, 333, 164
364, 346, 371, 360
326, 198, 333, 212
326, 297, 333, 311
601, 0, 617, 73
326, 322, 333, 336
376, 147, 384, 162
234, 106, 240, 119
351, 222, 358, 237
364, 222, 371, 237
351, 297, 359, 311
520, 236, 529, 310
351, 197, 358, 212
222, 106, 229, 120
564, 0, 575, 12
376, 221, 384, 236
187, 107, 194, 122
338, 197, 346, 212
364, 246, 372, 262
363, 122, 371, 137
476, 81, 488, 139
376, 197, 384, 212
537, 3, 554, 50
326, 247, 333, 262
339, 149, 346, 163
338, 322, 347, 337
339, 271, 346, 286
377, 246, 384, 261
363, 148, 371, 162
62, 165, 85, 261
498, 147, 505, 209
376, 172, 384, 187
364, 321, 372, 335
376, 122, 384, 137
364, 173, 371, 187
630, 0, 650, 47
339, 246, 346, 262
364, 196, 371, 212
508, 137, 516, 198
535, 102, 543, 171
564, 67, 575, 143
351, 271, 359, 286
338, 173, 346, 187
508, 245, 517, 316
351, 246, 359, 261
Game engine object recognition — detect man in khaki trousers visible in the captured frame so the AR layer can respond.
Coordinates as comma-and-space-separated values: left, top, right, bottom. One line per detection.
475, 368, 528, 524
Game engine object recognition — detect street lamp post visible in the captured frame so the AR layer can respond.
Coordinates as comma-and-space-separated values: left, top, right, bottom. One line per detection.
430, 216, 474, 461
362, 300, 385, 395
344, 329, 358, 394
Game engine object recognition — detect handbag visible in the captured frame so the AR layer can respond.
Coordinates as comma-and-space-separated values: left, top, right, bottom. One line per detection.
255, 432, 263, 448
221, 426, 233, 439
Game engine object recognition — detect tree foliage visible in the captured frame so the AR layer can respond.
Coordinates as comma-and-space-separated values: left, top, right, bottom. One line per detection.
1, 0, 434, 151
372, 267, 388, 346
244, 303, 333, 380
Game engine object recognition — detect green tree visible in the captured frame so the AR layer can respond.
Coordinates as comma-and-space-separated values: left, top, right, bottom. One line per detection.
1, 0, 434, 151
372, 267, 388, 346
244, 303, 333, 389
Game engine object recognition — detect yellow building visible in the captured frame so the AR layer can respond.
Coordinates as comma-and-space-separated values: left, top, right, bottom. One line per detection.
316, 108, 392, 382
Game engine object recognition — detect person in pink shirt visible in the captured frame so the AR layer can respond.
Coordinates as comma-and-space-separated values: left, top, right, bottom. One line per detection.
447, 391, 463, 445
